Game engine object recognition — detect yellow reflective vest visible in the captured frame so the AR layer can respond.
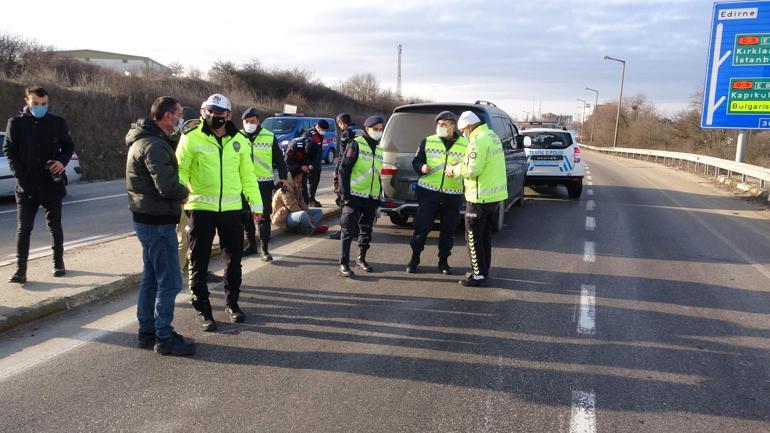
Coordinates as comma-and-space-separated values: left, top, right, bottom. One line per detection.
176, 121, 262, 213
459, 124, 508, 203
248, 128, 276, 182
416, 134, 468, 195
350, 136, 383, 199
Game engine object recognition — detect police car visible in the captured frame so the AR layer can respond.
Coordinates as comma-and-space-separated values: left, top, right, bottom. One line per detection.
520, 127, 584, 198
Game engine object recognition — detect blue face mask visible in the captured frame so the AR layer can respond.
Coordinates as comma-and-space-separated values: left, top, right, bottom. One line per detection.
30, 105, 48, 118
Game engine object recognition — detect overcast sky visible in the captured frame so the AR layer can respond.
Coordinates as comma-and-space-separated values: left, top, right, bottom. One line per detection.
2, 0, 714, 119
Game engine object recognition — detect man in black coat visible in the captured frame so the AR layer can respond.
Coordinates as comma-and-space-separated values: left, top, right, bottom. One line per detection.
302, 119, 329, 207
3, 86, 74, 283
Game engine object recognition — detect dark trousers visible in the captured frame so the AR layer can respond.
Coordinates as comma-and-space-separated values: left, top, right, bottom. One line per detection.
242, 181, 275, 243
304, 166, 322, 202
410, 199, 461, 259
339, 201, 377, 265
15, 195, 63, 269
188, 210, 243, 315
464, 201, 499, 278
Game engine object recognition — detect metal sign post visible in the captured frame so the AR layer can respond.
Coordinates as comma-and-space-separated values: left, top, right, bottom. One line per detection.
702, 1, 770, 162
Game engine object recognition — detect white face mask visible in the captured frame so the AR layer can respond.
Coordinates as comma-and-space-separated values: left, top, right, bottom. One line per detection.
436, 126, 451, 138
244, 123, 258, 134
368, 130, 383, 141
169, 114, 184, 134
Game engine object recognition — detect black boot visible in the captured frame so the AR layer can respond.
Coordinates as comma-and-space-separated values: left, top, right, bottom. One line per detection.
339, 263, 355, 278
225, 303, 246, 323
9, 260, 27, 284
243, 237, 259, 256
53, 256, 66, 277
438, 258, 452, 275
356, 251, 373, 273
259, 240, 273, 262
406, 254, 420, 273
329, 231, 341, 240
193, 300, 217, 332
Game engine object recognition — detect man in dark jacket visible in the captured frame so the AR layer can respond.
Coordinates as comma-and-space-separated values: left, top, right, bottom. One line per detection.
303, 119, 328, 207
329, 113, 356, 239
240, 107, 288, 260
3, 86, 74, 283
125, 96, 194, 356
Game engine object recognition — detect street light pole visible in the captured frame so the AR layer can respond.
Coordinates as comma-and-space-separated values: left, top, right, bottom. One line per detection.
577, 99, 588, 142
585, 87, 599, 145
604, 55, 626, 148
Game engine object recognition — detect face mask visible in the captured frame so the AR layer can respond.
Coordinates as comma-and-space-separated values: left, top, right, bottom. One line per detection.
244, 123, 258, 134
206, 115, 227, 130
368, 130, 383, 141
30, 105, 48, 118
318, 129, 327, 135
170, 114, 184, 134
436, 126, 450, 138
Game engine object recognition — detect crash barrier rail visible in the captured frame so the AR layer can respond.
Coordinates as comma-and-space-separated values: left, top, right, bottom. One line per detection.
581, 145, 770, 189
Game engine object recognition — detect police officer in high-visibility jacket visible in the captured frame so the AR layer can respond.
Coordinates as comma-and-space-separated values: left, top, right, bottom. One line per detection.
446, 111, 507, 287
176, 94, 262, 331
337, 115, 384, 278
240, 107, 287, 261
406, 111, 468, 275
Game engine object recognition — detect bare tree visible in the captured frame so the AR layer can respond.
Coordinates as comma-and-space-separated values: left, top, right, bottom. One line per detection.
336, 73, 381, 104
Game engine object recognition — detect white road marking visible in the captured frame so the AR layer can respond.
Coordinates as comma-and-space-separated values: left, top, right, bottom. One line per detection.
9, 235, 110, 257
585, 216, 596, 231
586, 200, 595, 212
586, 189, 594, 196
570, 390, 597, 433
587, 181, 594, 186
0, 193, 127, 215
584, 242, 595, 263
577, 285, 596, 335
587, 176, 593, 181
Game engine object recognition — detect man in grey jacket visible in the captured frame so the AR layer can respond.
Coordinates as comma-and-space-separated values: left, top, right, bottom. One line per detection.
125, 96, 194, 356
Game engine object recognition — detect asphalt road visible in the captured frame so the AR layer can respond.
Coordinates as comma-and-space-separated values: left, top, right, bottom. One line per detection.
0, 166, 336, 266
0, 151, 768, 432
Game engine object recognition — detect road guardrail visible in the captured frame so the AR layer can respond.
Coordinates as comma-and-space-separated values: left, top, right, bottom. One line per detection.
582, 145, 770, 189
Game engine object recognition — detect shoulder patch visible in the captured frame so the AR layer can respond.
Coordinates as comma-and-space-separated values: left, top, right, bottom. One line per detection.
181, 119, 200, 135
233, 141, 241, 152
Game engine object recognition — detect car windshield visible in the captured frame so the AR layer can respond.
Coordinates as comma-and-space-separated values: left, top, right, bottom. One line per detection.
522, 131, 573, 149
381, 113, 440, 153
262, 118, 298, 135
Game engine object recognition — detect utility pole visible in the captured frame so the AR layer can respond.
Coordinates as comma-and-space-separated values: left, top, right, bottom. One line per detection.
604, 55, 626, 148
585, 87, 599, 145
397, 44, 402, 98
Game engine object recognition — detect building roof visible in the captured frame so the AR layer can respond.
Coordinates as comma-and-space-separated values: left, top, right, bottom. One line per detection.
54, 49, 168, 69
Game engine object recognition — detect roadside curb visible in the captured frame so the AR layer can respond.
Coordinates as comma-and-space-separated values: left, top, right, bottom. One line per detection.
0, 205, 342, 335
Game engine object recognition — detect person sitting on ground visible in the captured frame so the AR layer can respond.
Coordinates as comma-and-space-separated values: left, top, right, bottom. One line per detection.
272, 167, 328, 235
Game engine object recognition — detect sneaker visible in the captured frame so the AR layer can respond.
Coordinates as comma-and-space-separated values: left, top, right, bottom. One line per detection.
309, 200, 323, 208
137, 331, 156, 349
195, 312, 218, 332
154, 331, 195, 356
225, 304, 245, 323
314, 225, 329, 234
406, 255, 420, 273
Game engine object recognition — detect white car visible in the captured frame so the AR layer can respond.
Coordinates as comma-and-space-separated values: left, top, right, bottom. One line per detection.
520, 128, 585, 198
0, 132, 82, 197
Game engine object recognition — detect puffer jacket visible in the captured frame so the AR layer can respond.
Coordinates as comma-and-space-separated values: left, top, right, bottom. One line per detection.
271, 180, 309, 228
125, 118, 188, 224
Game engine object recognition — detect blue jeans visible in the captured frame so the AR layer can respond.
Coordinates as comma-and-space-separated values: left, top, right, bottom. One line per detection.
133, 222, 182, 339
287, 209, 323, 235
